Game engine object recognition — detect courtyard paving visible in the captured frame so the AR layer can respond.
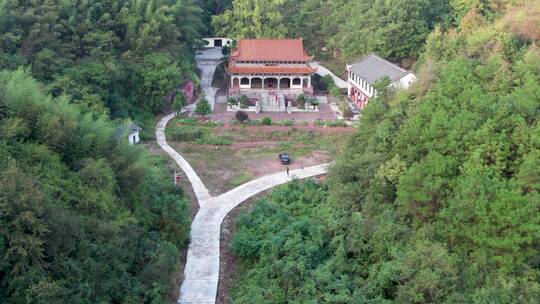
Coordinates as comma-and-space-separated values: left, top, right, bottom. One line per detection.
211, 97, 338, 121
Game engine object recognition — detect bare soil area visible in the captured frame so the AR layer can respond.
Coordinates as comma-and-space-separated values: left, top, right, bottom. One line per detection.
167, 122, 354, 195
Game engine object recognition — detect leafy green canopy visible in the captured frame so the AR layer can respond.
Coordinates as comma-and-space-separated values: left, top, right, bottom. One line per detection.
212, 0, 287, 38
0, 69, 191, 304
213, 0, 452, 62
194, 97, 212, 115
214, 0, 526, 64
230, 2, 540, 303
0, 0, 205, 117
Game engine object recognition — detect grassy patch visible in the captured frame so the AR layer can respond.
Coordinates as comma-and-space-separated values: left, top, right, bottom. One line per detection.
228, 171, 253, 188
314, 119, 349, 127
167, 117, 232, 145
166, 119, 354, 194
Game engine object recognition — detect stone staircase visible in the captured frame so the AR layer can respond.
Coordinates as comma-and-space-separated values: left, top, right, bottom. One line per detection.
261, 93, 286, 112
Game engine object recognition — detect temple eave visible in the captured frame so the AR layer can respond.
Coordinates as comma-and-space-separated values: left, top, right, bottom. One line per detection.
226, 67, 317, 75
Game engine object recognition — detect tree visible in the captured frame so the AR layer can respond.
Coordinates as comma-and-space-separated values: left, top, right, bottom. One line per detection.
296, 95, 306, 108
308, 98, 319, 110
261, 116, 272, 125
227, 3, 540, 302
194, 97, 212, 116
235, 110, 249, 123
0, 161, 48, 303
228, 97, 237, 107
212, 0, 287, 38
0, 0, 204, 118
173, 94, 187, 114
239, 95, 249, 108
140, 54, 182, 114
0, 70, 191, 303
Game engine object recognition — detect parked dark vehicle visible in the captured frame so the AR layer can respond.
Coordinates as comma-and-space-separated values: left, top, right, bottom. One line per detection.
279, 153, 291, 164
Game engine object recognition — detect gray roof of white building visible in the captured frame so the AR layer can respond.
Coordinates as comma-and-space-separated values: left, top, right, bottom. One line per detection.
128, 123, 142, 134
349, 53, 412, 84
114, 123, 142, 139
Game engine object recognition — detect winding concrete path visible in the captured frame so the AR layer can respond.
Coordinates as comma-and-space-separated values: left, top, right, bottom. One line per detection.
156, 113, 329, 303
157, 113, 212, 203
312, 62, 348, 89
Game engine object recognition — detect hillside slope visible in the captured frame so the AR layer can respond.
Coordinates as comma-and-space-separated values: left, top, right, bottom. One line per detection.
0, 70, 190, 303
229, 2, 540, 303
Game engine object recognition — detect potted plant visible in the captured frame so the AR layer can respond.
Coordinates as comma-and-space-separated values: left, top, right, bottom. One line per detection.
309, 98, 319, 110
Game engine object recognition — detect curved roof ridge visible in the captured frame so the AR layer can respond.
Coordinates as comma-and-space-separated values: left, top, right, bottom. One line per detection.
230, 39, 312, 62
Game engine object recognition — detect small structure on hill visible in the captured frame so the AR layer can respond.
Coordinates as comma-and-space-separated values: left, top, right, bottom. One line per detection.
227, 39, 317, 112
203, 37, 233, 48
347, 53, 416, 110
127, 123, 141, 145
114, 123, 142, 145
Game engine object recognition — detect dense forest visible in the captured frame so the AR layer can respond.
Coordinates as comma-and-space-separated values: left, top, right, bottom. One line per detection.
1, 0, 539, 303
0, 69, 191, 303
212, 0, 536, 66
0, 0, 223, 303
229, 1, 540, 303
212, 0, 452, 65
0, 0, 213, 120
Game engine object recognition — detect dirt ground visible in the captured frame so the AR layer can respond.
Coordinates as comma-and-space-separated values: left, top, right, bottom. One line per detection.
147, 117, 354, 303
168, 123, 354, 195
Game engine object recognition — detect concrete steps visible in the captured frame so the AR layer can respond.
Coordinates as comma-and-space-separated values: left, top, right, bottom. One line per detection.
261, 94, 285, 112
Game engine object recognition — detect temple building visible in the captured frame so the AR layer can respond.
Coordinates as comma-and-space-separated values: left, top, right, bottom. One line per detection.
347, 53, 416, 110
227, 39, 316, 111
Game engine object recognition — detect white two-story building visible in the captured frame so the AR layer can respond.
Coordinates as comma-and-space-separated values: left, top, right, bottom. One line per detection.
347, 53, 416, 110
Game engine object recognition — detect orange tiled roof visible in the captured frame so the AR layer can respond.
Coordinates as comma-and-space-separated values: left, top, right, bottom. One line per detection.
227, 65, 316, 75
230, 39, 313, 62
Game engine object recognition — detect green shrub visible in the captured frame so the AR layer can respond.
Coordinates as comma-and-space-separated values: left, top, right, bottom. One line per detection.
296, 130, 316, 141
168, 126, 206, 141
175, 117, 216, 127
308, 98, 319, 109
239, 95, 249, 108
175, 117, 199, 125
172, 94, 186, 113
246, 119, 261, 126
235, 110, 249, 123
325, 120, 348, 127
313, 119, 347, 127
194, 97, 212, 115
322, 75, 335, 88
279, 119, 294, 126
329, 85, 341, 97
262, 117, 272, 125
312, 74, 329, 91
297, 94, 306, 107
228, 97, 237, 106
